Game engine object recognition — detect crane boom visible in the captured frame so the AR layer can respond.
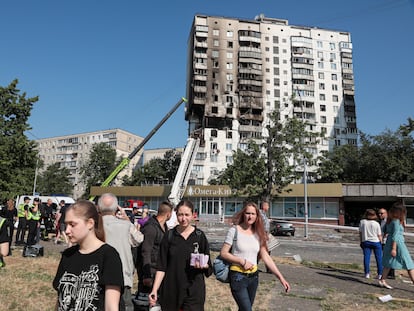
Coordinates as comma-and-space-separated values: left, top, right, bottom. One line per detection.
89, 97, 187, 201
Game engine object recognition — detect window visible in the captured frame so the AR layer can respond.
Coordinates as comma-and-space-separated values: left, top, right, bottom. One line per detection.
226, 73, 233, 81
211, 107, 218, 113
320, 105, 326, 112
318, 72, 324, 79
331, 63, 337, 70
213, 39, 219, 47
226, 52, 233, 58
227, 41, 233, 48
332, 84, 338, 91
211, 129, 217, 137
329, 42, 336, 50
226, 108, 232, 115
227, 30, 233, 37
226, 156, 233, 164
333, 106, 339, 112
213, 29, 219, 36
226, 143, 232, 151
334, 117, 339, 124
317, 41, 323, 48
317, 51, 323, 59
319, 94, 326, 100
212, 50, 219, 58
331, 73, 337, 80
332, 95, 339, 102
318, 62, 324, 69
226, 62, 233, 70
273, 36, 279, 44
321, 116, 326, 123
319, 83, 325, 90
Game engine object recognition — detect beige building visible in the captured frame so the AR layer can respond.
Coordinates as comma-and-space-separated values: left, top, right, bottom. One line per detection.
36, 129, 143, 198
185, 14, 357, 184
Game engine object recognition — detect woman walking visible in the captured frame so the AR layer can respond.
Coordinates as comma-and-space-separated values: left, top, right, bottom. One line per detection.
219, 201, 290, 311
149, 200, 212, 311
359, 209, 383, 279
379, 201, 414, 289
53, 200, 124, 311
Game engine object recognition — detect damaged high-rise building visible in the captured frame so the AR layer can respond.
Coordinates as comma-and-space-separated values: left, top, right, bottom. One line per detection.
185, 14, 357, 185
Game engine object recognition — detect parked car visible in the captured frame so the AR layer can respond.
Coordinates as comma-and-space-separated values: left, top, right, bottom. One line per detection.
270, 220, 295, 236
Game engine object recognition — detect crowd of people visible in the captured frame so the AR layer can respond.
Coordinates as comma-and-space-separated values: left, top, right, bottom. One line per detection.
358, 201, 414, 290
1, 195, 414, 310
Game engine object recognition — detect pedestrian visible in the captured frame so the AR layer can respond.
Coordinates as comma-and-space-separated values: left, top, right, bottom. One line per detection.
56, 200, 70, 246
359, 209, 383, 279
98, 193, 144, 311
53, 199, 124, 311
259, 199, 277, 273
15, 196, 30, 245
0, 199, 17, 255
378, 208, 395, 279
219, 201, 290, 311
149, 200, 212, 311
379, 201, 414, 289
0, 214, 10, 267
137, 206, 150, 228
26, 197, 41, 246
40, 198, 55, 241
135, 200, 172, 309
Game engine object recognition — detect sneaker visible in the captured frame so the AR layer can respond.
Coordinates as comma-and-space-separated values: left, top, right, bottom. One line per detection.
0, 257, 5, 268
365, 274, 370, 279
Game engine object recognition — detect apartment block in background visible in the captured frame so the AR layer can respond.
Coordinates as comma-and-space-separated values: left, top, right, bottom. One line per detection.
186, 14, 357, 184
36, 129, 143, 199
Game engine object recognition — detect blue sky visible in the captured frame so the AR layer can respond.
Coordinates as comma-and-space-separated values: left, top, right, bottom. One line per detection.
1, 0, 413, 149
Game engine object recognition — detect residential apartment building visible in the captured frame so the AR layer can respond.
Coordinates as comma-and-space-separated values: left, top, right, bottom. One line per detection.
185, 14, 357, 184
36, 129, 143, 198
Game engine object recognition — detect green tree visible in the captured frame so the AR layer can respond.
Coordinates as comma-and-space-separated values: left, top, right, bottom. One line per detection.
0, 79, 39, 201
212, 110, 319, 201
36, 162, 73, 196
79, 143, 119, 197
211, 141, 267, 199
123, 149, 181, 186
317, 124, 414, 182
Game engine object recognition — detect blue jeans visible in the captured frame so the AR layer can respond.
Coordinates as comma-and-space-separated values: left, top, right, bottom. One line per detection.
362, 240, 383, 276
229, 271, 259, 311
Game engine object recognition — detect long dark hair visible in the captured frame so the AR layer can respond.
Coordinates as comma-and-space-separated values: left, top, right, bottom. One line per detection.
232, 201, 267, 249
68, 200, 105, 242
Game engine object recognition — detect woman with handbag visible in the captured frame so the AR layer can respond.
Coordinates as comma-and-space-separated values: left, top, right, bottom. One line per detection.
219, 201, 290, 311
149, 200, 212, 311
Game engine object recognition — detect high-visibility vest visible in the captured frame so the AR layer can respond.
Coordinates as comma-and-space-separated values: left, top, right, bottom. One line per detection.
0, 216, 5, 229
17, 203, 27, 218
27, 207, 41, 221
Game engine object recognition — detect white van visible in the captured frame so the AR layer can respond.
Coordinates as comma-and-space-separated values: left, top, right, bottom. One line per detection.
15, 195, 75, 209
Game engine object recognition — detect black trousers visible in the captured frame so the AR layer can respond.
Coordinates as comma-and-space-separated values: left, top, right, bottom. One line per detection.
16, 217, 27, 243
27, 219, 38, 246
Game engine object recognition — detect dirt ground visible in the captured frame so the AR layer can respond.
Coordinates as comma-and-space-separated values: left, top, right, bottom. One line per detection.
22, 229, 414, 311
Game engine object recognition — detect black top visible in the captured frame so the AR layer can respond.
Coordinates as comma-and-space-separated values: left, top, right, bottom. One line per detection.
156, 226, 212, 311
0, 208, 17, 221
0, 217, 10, 243
53, 243, 124, 311
139, 216, 167, 281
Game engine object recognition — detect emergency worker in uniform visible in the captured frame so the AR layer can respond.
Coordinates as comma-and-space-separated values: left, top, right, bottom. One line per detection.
27, 198, 41, 246
16, 196, 30, 245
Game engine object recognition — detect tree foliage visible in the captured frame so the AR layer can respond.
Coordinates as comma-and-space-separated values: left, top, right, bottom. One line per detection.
317, 120, 414, 183
212, 110, 320, 201
123, 149, 181, 186
79, 142, 119, 197
0, 79, 39, 201
36, 162, 73, 196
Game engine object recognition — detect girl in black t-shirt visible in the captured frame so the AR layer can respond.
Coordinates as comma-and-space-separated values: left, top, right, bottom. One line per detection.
53, 200, 124, 311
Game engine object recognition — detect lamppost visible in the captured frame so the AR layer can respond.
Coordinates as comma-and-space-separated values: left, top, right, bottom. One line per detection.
32, 158, 39, 196
296, 88, 309, 238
